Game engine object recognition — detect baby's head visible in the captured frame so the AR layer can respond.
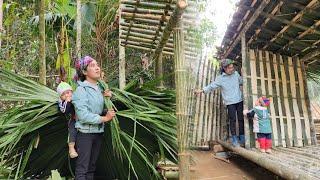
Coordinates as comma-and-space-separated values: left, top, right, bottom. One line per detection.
255, 96, 270, 107
57, 82, 73, 100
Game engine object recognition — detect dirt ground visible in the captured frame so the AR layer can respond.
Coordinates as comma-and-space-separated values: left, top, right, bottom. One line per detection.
190, 150, 283, 180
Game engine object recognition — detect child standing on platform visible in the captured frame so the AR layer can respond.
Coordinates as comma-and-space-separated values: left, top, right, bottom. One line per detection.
243, 96, 272, 153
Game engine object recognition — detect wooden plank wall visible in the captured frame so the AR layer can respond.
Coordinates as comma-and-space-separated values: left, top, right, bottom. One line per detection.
244, 49, 315, 147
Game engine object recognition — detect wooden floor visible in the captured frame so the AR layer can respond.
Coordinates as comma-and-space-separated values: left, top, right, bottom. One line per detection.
190, 150, 280, 180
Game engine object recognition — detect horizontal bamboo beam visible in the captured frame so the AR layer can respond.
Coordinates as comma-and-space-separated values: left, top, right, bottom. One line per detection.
121, 39, 197, 56
122, 43, 174, 55
122, 6, 170, 15
120, 22, 161, 31
218, 140, 313, 179
121, 0, 175, 10
121, 12, 170, 21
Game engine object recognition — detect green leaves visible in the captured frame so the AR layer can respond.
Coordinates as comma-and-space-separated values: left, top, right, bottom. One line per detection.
0, 70, 177, 179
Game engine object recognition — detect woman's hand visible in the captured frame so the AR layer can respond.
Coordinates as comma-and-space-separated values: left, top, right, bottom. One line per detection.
194, 89, 203, 96
101, 109, 116, 122
103, 89, 112, 98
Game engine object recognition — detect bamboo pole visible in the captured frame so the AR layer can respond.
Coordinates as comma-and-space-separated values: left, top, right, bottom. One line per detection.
203, 59, 212, 144
192, 54, 205, 146
121, 12, 170, 21
119, 5, 126, 90
121, 0, 175, 10
208, 66, 215, 141
249, 49, 258, 148
241, 34, 250, 148
196, 53, 209, 146
122, 6, 170, 15
288, 57, 303, 147
297, 59, 311, 145
273, 53, 286, 147
280, 56, 293, 147
218, 140, 313, 180
39, 0, 46, 85
173, 2, 190, 177
265, 51, 278, 146
76, 0, 81, 59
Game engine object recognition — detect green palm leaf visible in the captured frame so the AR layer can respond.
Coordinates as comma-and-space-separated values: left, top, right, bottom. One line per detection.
0, 69, 177, 179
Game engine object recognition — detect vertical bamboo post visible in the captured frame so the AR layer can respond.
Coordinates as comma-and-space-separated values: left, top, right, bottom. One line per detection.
174, 1, 190, 179
192, 53, 204, 145
273, 53, 286, 147
196, 53, 208, 145
297, 59, 311, 145
76, 0, 81, 59
280, 55, 293, 147
241, 33, 250, 148
265, 51, 278, 146
288, 57, 303, 147
156, 52, 165, 89
119, 5, 126, 90
39, 0, 46, 85
202, 59, 212, 145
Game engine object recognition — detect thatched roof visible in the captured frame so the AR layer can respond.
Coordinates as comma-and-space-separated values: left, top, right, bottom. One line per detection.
219, 0, 320, 67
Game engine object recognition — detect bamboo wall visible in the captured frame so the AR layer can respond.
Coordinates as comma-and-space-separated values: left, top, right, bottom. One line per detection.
189, 49, 316, 148
189, 56, 223, 147
243, 49, 316, 147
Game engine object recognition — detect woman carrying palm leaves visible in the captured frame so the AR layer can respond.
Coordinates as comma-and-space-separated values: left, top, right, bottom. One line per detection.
73, 56, 115, 180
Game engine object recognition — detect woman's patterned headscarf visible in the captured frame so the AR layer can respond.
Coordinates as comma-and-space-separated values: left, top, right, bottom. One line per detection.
73, 56, 95, 81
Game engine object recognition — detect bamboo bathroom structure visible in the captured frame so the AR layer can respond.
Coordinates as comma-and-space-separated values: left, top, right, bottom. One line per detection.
119, 0, 320, 179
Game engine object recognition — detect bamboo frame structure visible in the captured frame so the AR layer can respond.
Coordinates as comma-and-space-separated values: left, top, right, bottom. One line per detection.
239, 49, 316, 147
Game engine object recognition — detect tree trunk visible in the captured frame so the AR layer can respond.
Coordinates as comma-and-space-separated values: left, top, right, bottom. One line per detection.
0, 0, 3, 48
76, 0, 81, 59
39, 0, 46, 85
155, 52, 165, 89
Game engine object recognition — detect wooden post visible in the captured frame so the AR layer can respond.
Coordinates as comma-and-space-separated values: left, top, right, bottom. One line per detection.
155, 52, 165, 89
76, 0, 81, 59
39, 0, 46, 85
173, 1, 190, 178
241, 33, 250, 148
119, 5, 126, 90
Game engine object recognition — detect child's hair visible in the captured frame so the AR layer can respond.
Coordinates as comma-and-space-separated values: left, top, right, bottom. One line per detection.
259, 96, 270, 107
57, 82, 73, 96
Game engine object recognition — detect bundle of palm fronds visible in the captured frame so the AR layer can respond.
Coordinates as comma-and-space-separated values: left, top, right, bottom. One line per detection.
0, 69, 177, 179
